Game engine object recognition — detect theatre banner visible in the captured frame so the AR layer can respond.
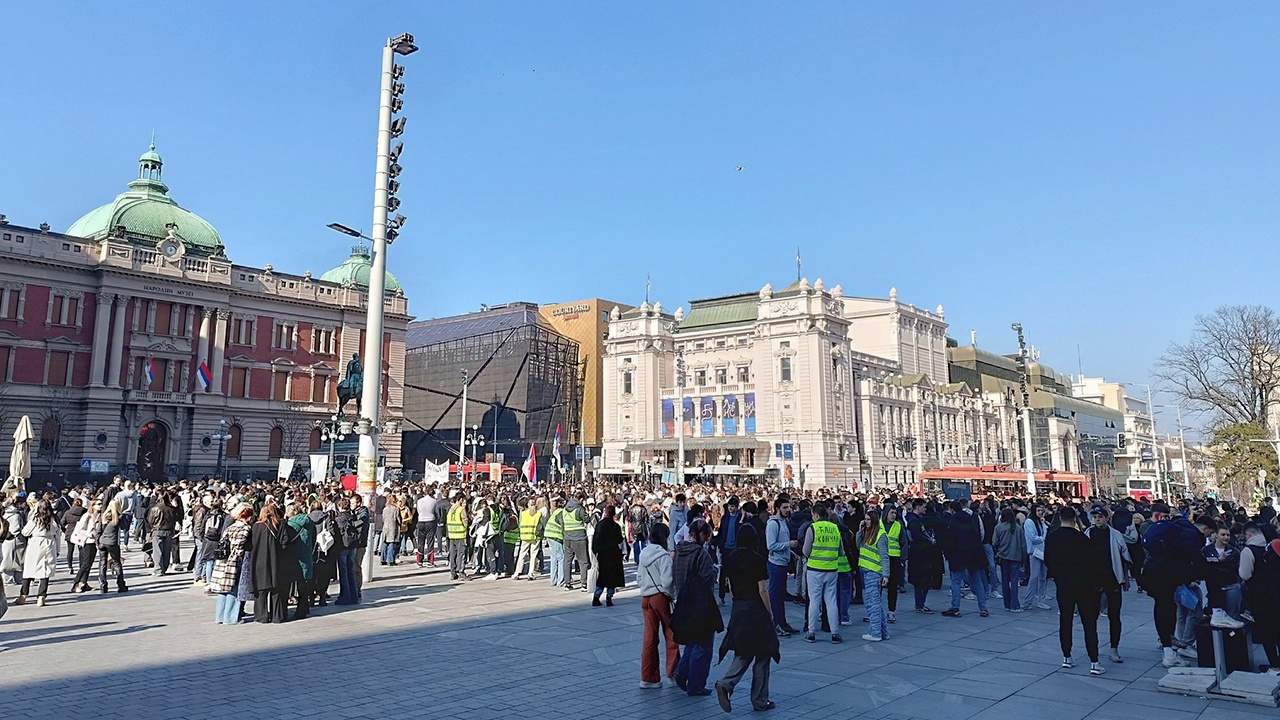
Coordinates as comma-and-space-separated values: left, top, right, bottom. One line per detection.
700, 396, 716, 436
744, 393, 757, 434
723, 394, 738, 435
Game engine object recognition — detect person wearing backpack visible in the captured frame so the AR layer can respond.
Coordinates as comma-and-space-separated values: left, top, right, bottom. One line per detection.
1142, 508, 1209, 667
193, 491, 226, 587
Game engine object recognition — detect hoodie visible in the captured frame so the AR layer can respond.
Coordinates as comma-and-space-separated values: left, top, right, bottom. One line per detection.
637, 543, 674, 598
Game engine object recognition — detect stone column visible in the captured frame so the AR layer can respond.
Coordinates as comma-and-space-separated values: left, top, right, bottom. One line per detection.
197, 309, 212, 367
89, 292, 113, 387
211, 309, 229, 395
107, 294, 130, 388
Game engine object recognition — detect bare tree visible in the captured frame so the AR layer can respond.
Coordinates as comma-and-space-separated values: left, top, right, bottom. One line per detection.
1155, 305, 1280, 433
274, 400, 313, 461
38, 388, 82, 472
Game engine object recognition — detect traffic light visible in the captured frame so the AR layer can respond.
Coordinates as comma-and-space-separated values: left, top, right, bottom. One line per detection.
1116, 432, 1127, 450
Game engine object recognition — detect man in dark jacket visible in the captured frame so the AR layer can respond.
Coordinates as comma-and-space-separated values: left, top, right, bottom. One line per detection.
715, 497, 743, 604
147, 491, 181, 576
1142, 513, 1208, 667
1044, 506, 1105, 674
941, 500, 987, 617
671, 519, 718, 697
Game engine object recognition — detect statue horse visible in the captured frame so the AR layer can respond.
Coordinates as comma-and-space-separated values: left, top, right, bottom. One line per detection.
337, 375, 361, 415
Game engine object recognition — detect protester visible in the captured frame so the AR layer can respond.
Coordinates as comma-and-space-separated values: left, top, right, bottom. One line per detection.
714, 523, 778, 713
858, 507, 891, 642
637, 524, 677, 689
211, 503, 254, 624
16, 500, 60, 607
1084, 507, 1130, 663
671, 518, 720, 697
591, 504, 625, 607
1045, 506, 1105, 675
991, 507, 1027, 612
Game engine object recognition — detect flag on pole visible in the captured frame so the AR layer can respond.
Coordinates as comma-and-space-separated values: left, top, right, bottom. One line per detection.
552, 424, 562, 470
522, 443, 537, 486
143, 356, 156, 386
196, 361, 212, 391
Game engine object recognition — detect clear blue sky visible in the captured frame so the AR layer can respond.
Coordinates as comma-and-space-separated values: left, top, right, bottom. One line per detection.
2, 3, 1277, 431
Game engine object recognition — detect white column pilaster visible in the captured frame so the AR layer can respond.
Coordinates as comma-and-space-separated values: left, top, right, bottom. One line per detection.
89, 292, 113, 387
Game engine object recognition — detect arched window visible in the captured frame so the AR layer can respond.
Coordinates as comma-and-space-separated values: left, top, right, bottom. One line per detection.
38, 417, 61, 458
309, 427, 322, 451
268, 426, 284, 459
226, 424, 243, 459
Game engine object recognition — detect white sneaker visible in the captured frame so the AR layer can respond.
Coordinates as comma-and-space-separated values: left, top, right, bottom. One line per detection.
638, 681, 663, 689
861, 634, 882, 642
1162, 655, 1189, 668
1177, 646, 1199, 660
1036, 603, 1051, 610
1210, 609, 1245, 629
887, 612, 896, 623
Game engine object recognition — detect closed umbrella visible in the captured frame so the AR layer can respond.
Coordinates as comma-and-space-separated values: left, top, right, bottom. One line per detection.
4, 415, 33, 499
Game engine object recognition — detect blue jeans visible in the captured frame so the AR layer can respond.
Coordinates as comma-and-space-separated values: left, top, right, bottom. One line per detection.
837, 571, 853, 623
806, 569, 839, 637
983, 545, 997, 591
767, 562, 789, 628
1023, 556, 1048, 608
999, 559, 1022, 609
674, 642, 712, 693
863, 569, 888, 638
336, 548, 359, 605
195, 558, 215, 583
548, 540, 565, 587
215, 592, 241, 624
632, 539, 645, 563
950, 568, 987, 612
382, 541, 397, 564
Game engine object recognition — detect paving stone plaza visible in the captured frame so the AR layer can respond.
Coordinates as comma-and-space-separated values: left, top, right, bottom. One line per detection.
0, 556, 1272, 720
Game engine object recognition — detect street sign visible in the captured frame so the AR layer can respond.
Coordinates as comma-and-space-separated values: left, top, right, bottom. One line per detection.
775, 443, 783, 458
783, 444, 794, 460
81, 459, 109, 474
1170, 458, 1184, 472
80, 459, 92, 471
1140, 448, 1154, 462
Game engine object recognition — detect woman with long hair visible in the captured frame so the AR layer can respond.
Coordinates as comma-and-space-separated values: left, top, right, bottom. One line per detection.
249, 502, 293, 623
211, 503, 254, 624
858, 507, 891, 642
714, 523, 779, 713
71, 497, 103, 593
61, 497, 86, 574
637, 523, 678, 688
992, 507, 1027, 612
591, 504, 625, 607
16, 500, 61, 607
1022, 504, 1051, 610
98, 498, 128, 593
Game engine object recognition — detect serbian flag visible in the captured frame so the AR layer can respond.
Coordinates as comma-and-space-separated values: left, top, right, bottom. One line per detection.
143, 356, 156, 386
522, 443, 537, 486
552, 424, 562, 470
196, 361, 212, 391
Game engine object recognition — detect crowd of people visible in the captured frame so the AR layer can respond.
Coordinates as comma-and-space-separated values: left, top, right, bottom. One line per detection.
2, 473, 1279, 713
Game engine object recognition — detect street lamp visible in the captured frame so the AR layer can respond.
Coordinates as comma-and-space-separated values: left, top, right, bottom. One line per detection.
212, 419, 233, 480
322, 413, 347, 480
465, 424, 486, 481
1012, 322, 1036, 495
344, 31, 418, 584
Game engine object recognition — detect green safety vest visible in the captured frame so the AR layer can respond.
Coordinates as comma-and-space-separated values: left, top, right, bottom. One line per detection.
561, 507, 586, 535
545, 508, 565, 541
446, 505, 467, 540
807, 521, 841, 571
858, 530, 883, 573
502, 512, 519, 545
884, 521, 903, 558
519, 509, 542, 543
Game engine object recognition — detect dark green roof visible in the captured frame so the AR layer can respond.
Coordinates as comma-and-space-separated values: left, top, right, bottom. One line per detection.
679, 293, 758, 330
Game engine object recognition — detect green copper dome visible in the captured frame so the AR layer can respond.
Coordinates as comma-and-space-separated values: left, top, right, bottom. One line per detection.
319, 244, 402, 294
66, 144, 226, 257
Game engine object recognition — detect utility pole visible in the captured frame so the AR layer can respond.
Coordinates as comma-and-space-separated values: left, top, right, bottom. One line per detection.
675, 348, 687, 485
356, 32, 417, 584
1012, 323, 1036, 495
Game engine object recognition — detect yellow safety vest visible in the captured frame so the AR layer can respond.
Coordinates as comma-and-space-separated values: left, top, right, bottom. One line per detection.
561, 507, 586, 535
807, 521, 841, 571
884, 521, 903, 558
446, 505, 467, 540
502, 512, 520, 545
858, 530, 883, 573
544, 508, 565, 541
519, 509, 542, 543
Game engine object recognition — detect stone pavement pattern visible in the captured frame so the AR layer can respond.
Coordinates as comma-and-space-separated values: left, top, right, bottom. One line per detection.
0, 553, 1272, 720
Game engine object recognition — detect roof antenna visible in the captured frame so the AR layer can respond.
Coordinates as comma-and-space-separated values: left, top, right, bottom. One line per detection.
645, 272, 651, 304
796, 247, 802, 282
150, 128, 156, 150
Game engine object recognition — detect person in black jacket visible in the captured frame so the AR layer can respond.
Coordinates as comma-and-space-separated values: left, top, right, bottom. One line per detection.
249, 502, 299, 623
1044, 506, 1105, 675
941, 501, 988, 617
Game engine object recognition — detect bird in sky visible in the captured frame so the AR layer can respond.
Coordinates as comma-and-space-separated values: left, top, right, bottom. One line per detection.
736, 166, 743, 172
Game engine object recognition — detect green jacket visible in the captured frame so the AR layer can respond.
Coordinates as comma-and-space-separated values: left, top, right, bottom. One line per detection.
288, 513, 316, 581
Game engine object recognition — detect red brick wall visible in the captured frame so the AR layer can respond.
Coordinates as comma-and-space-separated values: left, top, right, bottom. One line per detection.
12, 346, 45, 383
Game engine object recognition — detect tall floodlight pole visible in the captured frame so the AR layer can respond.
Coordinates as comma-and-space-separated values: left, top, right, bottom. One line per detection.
675, 348, 687, 485
356, 32, 417, 583
1012, 323, 1036, 495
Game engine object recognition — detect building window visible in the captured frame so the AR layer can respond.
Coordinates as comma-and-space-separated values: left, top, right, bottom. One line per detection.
0, 287, 22, 319
715, 339, 726, 348
273, 322, 297, 350
272, 371, 289, 401
737, 366, 750, 383
47, 350, 71, 386
779, 357, 792, 383
311, 327, 336, 355
0, 345, 11, 381
694, 342, 705, 350
231, 317, 256, 346
268, 426, 284, 459
310, 427, 322, 451
153, 301, 173, 335
694, 369, 707, 386
230, 367, 249, 398
38, 417, 61, 459
622, 370, 633, 395
311, 374, 329, 403
48, 293, 80, 327
715, 367, 728, 385
226, 424, 243, 458
135, 357, 169, 391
